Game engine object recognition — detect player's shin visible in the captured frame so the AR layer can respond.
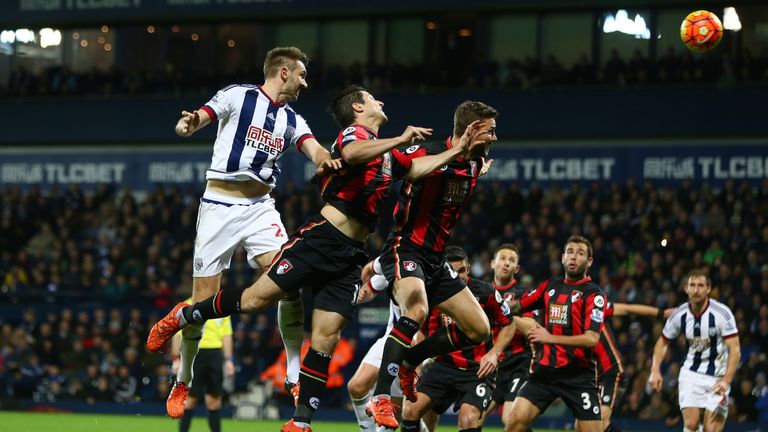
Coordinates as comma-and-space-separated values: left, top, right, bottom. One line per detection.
405, 323, 475, 367
372, 316, 420, 396
177, 325, 203, 385
278, 295, 305, 385
293, 348, 332, 425
183, 286, 246, 324
351, 394, 376, 432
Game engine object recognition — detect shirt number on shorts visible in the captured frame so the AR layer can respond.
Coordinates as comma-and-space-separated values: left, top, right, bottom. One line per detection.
271, 223, 284, 237
509, 377, 521, 394
476, 384, 486, 397
581, 392, 591, 410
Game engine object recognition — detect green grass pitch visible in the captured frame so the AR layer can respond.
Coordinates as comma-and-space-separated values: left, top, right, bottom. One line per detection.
0, 412, 563, 432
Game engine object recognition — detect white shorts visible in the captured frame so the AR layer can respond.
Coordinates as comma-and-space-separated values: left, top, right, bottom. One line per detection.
193, 192, 287, 277
678, 368, 729, 417
361, 335, 403, 398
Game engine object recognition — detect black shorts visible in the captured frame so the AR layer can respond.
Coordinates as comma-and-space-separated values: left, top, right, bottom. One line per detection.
189, 349, 224, 399
267, 215, 369, 320
378, 237, 465, 308
417, 361, 493, 415
517, 368, 601, 421
598, 369, 626, 409
493, 356, 531, 404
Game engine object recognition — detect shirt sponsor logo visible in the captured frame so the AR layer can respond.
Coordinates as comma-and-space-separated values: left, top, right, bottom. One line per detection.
548, 303, 569, 325
690, 337, 711, 352
444, 179, 470, 203
276, 259, 293, 275
246, 125, 285, 155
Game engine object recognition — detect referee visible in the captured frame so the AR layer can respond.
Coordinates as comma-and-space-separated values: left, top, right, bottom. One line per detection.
172, 297, 235, 432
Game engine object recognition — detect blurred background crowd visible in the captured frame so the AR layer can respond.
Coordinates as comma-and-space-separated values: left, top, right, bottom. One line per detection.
3, 48, 768, 99
1, 179, 766, 424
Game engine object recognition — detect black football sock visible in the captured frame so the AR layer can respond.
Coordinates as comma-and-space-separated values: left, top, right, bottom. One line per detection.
293, 348, 332, 424
179, 409, 193, 432
459, 428, 481, 432
404, 323, 476, 367
372, 316, 421, 396
402, 420, 421, 432
182, 286, 246, 324
207, 409, 220, 432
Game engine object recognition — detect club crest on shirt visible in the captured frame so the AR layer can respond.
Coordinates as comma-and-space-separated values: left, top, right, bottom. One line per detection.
548, 303, 569, 326
403, 261, 417, 272
276, 259, 293, 275
570, 290, 583, 303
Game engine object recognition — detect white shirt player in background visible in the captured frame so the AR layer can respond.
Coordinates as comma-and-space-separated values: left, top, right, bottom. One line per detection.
348, 258, 428, 432
649, 270, 741, 432
167, 46, 341, 419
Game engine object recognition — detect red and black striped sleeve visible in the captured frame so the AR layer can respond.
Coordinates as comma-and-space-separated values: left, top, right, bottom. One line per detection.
582, 289, 605, 334
520, 280, 549, 312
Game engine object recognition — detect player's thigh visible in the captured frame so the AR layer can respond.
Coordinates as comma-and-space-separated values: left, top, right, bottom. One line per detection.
241, 199, 288, 269
239, 273, 290, 313
309, 308, 347, 354
574, 419, 602, 432
204, 393, 223, 410
193, 201, 243, 277
392, 277, 429, 323
435, 287, 490, 342
703, 408, 726, 432
501, 400, 516, 426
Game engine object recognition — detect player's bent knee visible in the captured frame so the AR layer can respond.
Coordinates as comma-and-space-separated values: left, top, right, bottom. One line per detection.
347, 378, 368, 399
458, 407, 482, 429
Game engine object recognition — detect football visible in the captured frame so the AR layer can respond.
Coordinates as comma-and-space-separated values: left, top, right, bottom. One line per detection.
680, 10, 724, 52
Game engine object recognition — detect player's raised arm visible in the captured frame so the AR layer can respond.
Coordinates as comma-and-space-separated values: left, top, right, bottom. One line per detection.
175, 109, 211, 137
404, 120, 483, 180
342, 125, 432, 165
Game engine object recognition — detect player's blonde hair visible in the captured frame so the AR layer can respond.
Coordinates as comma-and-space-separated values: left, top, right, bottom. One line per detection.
263, 47, 309, 78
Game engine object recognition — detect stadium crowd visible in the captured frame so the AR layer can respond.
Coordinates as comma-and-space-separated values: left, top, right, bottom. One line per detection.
0, 177, 767, 426
2, 48, 767, 99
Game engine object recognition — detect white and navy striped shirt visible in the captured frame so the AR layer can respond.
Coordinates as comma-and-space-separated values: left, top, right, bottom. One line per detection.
662, 298, 738, 377
199, 84, 315, 191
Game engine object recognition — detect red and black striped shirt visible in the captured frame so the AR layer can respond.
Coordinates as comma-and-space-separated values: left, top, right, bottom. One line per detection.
391, 138, 482, 253
595, 302, 623, 376
519, 276, 605, 372
423, 278, 513, 370
494, 279, 534, 369
320, 125, 412, 231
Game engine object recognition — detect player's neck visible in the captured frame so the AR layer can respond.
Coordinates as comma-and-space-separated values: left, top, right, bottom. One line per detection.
565, 273, 587, 283
260, 80, 285, 103
355, 116, 381, 134
494, 275, 513, 287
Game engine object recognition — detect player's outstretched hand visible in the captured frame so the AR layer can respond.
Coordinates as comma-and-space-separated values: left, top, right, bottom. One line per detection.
456, 120, 481, 153
526, 326, 553, 344
175, 110, 200, 137
316, 158, 343, 176
356, 282, 379, 304
477, 351, 498, 378
648, 370, 663, 392
400, 126, 433, 145
480, 158, 494, 176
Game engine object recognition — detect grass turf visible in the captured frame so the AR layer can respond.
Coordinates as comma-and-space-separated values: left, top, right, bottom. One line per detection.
0, 411, 556, 432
